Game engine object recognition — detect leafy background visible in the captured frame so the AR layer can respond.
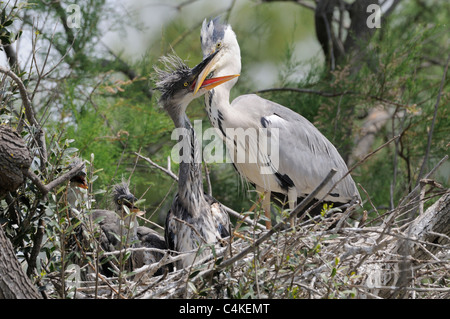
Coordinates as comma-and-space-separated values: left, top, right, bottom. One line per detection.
0, 0, 449, 298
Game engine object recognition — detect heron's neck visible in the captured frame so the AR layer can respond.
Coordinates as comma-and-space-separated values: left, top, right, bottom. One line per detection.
174, 112, 206, 215
204, 48, 241, 128
205, 85, 233, 137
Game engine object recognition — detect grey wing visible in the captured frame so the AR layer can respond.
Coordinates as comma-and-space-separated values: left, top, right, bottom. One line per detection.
136, 226, 167, 272
91, 209, 121, 250
137, 226, 166, 249
164, 208, 177, 252
234, 94, 361, 202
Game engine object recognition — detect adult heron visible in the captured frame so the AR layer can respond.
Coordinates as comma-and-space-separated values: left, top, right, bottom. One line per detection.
154, 50, 238, 270
195, 18, 361, 228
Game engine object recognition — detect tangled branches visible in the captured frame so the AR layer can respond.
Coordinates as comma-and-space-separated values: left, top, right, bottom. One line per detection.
63, 164, 449, 299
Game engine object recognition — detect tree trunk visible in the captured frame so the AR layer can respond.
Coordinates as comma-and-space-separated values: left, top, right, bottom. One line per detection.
0, 226, 42, 299
0, 126, 32, 199
0, 126, 41, 298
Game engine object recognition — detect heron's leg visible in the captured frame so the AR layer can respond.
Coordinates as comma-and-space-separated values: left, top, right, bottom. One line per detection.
288, 188, 297, 228
263, 191, 272, 229
256, 186, 272, 229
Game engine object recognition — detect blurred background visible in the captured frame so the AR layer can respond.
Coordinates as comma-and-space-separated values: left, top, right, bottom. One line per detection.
1, 0, 449, 230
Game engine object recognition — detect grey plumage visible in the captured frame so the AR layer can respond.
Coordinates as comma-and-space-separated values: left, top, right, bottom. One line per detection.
227, 94, 360, 202
94, 182, 167, 276
199, 18, 361, 228
136, 226, 167, 271
155, 50, 231, 270
67, 177, 167, 277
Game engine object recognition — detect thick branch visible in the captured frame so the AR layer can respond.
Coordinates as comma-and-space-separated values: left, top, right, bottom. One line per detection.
0, 226, 42, 299
0, 66, 47, 168
23, 161, 85, 196
378, 190, 450, 298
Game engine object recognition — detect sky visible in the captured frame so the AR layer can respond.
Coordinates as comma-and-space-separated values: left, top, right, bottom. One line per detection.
100, 0, 322, 89
0, 0, 322, 89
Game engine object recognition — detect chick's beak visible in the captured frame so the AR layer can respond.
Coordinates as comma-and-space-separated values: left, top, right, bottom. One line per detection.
192, 50, 239, 95
74, 176, 88, 189
125, 195, 145, 216
131, 207, 145, 216
78, 183, 89, 190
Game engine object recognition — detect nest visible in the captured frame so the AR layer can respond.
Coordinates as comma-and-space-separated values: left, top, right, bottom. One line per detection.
65, 190, 449, 299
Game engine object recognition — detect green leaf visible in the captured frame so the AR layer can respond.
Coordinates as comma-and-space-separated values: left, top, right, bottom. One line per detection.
214, 256, 223, 265
189, 270, 200, 279
331, 267, 337, 277
187, 281, 197, 294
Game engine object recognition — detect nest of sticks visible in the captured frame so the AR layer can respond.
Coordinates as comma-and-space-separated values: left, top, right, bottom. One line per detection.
68, 178, 449, 299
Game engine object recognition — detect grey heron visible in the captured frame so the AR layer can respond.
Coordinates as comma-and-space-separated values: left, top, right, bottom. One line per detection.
195, 18, 361, 229
91, 182, 168, 276
67, 176, 167, 276
67, 160, 89, 210
154, 50, 238, 269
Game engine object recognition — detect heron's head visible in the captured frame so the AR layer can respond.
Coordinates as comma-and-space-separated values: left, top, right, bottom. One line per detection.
194, 17, 241, 94
112, 182, 142, 216
154, 50, 239, 120
69, 160, 88, 190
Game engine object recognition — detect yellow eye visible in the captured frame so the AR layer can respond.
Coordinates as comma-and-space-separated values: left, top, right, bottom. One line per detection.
216, 42, 222, 48
117, 199, 122, 205
183, 82, 189, 87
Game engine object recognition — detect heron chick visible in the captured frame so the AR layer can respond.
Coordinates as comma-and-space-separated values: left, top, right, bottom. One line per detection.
92, 182, 168, 276
154, 50, 238, 270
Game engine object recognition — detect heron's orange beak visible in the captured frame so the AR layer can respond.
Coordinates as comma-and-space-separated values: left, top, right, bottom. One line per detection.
193, 52, 239, 95
78, 182, 89, 189
131, 207, 145, 216
75, 176, 88, 189
195, 74, 239, 93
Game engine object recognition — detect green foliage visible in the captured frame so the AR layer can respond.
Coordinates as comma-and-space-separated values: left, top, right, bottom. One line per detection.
257, 2, 449, 214
1, 0, 449, 299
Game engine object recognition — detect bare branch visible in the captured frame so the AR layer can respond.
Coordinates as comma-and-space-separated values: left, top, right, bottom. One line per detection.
0, 65, 48, 169
134, 152, 179, 182
210, 169, 337, 273
23, 161, 85, 195
0, 66, 37, 127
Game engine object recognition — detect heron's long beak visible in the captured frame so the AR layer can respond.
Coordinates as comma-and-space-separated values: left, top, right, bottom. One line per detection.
193, 51, 239, 95
131, 207, 145, 216
196, 74, 239, 93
